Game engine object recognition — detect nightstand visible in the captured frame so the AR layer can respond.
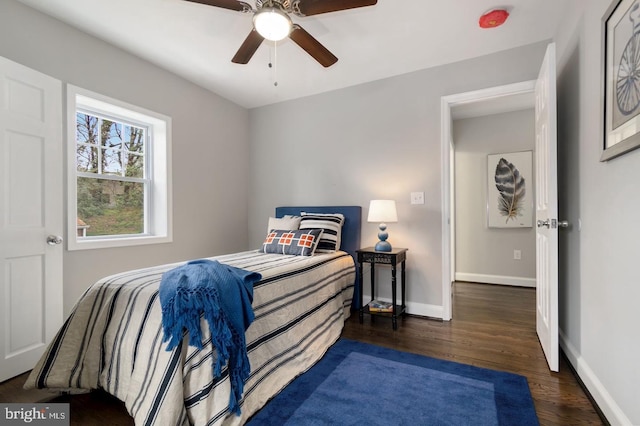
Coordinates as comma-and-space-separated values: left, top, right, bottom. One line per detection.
357, 247, 407, 330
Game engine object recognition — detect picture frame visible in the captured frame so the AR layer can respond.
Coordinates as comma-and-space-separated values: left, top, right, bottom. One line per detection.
601, 0, 640, 161
487, 151, 533, 228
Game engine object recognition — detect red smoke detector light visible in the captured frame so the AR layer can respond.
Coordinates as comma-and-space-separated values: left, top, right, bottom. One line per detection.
479, 9, 509, 28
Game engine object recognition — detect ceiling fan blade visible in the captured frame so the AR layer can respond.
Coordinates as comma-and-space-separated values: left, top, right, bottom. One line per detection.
289, 25, 338, 67
183, 0, 251, 12
232, 30, 264, 64
294, 0, 377, 16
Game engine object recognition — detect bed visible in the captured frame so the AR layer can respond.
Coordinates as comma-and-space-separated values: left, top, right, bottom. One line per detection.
25, 206, 362, 426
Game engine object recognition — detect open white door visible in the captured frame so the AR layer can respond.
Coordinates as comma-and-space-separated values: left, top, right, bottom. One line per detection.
0, 56, 63, 381
534, 43, 559, 372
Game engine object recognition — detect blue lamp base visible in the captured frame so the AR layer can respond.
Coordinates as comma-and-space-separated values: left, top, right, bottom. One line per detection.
374, 240, 392, 252
374, 223, 392, 252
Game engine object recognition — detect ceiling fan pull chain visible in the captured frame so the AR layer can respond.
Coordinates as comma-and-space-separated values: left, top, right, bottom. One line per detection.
267, 42, 278, 87
274, 41, 278, 87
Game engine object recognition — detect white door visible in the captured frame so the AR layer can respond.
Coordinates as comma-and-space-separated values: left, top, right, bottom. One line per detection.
0, 56, 63, 382
534, 43, 559, 372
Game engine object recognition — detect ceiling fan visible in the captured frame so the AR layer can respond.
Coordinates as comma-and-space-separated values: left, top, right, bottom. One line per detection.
183, 0, 378, 67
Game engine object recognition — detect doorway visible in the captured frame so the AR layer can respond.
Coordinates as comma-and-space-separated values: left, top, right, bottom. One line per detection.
452, 103, 537, 290
442, 44, 559, 372
440, 81, 536, 321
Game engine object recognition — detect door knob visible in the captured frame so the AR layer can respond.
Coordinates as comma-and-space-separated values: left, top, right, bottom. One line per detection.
537, 219, 570, 229
536, 219, 550, 228
46, 235, 63, 245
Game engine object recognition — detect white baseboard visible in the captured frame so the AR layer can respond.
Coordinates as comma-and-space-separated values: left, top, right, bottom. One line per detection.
406, 301, 443, 319
360, 268, 445, 319
560, 329, 631, 425
361, 294, 444, 319
455, 272, 536, 288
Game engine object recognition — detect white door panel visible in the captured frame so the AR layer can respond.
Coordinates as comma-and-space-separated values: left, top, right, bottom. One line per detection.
535, 43, 559, 372
0, 56, 63, 382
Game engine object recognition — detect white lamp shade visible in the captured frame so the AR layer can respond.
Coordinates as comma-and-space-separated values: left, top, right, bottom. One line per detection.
367, 200, 398, 223
253, 7, 292, 41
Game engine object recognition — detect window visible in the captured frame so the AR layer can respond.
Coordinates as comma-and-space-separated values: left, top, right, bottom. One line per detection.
67, 85, 172, 250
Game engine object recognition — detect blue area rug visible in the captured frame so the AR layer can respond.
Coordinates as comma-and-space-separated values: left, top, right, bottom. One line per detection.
247, 339, 538, 425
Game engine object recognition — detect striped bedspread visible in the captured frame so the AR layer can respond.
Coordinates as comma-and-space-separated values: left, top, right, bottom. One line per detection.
25, 250, 355, 426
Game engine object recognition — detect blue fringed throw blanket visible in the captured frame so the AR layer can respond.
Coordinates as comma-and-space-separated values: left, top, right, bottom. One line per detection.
159, 259, 262, 415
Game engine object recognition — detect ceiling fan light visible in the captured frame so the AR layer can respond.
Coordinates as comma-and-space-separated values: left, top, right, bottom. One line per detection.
253, 6, 292, 41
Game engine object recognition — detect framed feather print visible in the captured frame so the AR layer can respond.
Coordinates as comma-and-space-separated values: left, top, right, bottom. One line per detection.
487, 151, 533, 228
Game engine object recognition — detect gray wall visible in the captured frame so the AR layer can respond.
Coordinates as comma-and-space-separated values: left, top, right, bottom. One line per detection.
0, 0, 251, 313
5, 0, 637, 422
248, 42, 548, 316
453, 110, 536, 286
555, 0, 639, 423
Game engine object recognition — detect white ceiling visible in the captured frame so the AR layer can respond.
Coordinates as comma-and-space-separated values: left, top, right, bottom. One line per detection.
15, 0, 572, 109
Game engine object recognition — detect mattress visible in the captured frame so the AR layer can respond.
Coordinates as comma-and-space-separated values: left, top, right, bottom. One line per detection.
25, 250, 355, 426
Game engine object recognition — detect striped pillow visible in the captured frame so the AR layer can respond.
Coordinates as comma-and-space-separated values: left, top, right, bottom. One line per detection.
299, 212, 345, 253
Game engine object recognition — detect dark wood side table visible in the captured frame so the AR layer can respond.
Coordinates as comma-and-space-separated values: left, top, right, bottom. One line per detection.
357, 247, 407, 330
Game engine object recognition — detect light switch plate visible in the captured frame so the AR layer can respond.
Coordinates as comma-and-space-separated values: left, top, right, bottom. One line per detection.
410, 192, 425, 205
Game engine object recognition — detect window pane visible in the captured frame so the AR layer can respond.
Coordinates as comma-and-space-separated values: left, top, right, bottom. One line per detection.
124, 153, 144, 178
76, 113, 98, 145
101, 120, 122, 148
77, 144, 98, 172
125, 125, 145, 154
77, 177, 144, 237
102, 148, 123, 175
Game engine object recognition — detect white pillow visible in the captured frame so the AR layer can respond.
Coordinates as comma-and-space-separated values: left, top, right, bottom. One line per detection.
267, 216, 301, 234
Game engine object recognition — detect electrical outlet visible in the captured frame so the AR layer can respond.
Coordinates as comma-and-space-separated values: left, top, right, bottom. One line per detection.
513, 249, 521, 260
410, 192, 425, 205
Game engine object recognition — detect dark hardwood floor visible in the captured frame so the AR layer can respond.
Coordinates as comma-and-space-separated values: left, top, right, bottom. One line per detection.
343, 282, 605, 425
0, 282, 604, 425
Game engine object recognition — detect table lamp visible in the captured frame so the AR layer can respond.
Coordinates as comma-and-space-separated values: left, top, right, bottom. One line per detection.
367, 200, 398, 252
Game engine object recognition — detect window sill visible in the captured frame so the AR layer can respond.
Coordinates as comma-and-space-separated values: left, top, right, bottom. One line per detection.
67, 234, 172, 251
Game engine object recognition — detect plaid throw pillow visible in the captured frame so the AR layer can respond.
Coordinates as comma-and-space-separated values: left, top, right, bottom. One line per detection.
259, 229, 324, 256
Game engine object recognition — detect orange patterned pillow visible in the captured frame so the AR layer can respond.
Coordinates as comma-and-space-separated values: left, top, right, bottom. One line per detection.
259, 229, 324, 256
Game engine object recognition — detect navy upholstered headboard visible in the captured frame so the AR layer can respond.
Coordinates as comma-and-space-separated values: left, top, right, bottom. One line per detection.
274, 206, 362, 261
275, 206, 362, 310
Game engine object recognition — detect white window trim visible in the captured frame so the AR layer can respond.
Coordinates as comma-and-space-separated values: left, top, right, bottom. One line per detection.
66, 85, 172, 250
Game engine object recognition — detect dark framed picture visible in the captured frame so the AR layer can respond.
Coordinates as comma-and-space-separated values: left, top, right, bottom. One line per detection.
602, 0, 640, 161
